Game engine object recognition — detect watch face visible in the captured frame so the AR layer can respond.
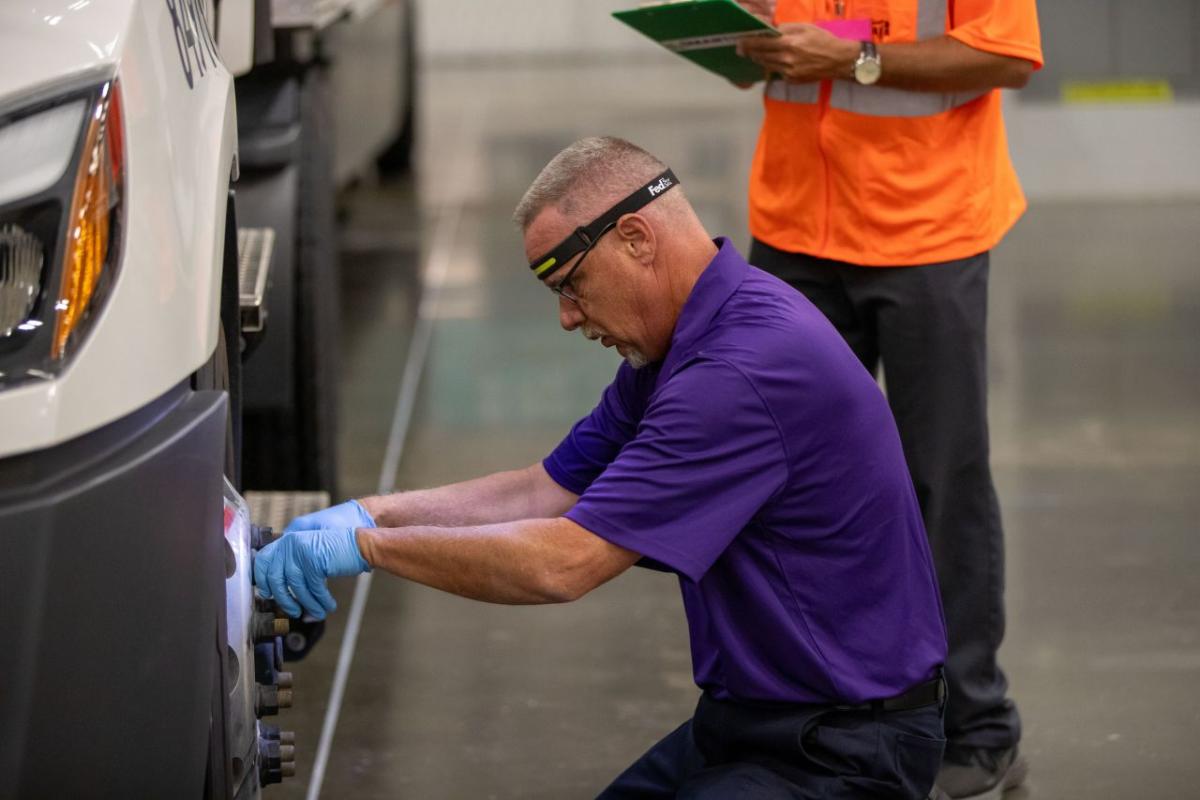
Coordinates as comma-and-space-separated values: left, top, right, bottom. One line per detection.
856, 59, 882, 85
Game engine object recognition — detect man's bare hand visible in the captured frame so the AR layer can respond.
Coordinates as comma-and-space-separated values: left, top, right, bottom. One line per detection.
738, 23, 859, 84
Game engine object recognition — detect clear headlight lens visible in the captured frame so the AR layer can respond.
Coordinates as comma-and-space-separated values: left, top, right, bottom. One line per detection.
0, 100, 86, 208
0, 80, 124, 386
0, 224, 44, 337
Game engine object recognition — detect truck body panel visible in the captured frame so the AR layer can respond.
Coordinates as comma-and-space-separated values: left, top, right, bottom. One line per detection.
0, 0, 237, 457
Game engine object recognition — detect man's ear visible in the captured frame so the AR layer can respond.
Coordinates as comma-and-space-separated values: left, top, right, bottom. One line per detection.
614, 213, 656, 266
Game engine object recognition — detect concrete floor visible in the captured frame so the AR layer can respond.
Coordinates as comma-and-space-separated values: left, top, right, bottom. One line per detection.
273, 62, 1200, 799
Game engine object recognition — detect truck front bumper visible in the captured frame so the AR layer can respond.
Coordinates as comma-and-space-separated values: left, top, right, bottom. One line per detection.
0, 383, 230, 797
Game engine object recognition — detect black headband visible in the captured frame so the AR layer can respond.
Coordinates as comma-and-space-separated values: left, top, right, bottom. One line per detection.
529, 169, 680, 280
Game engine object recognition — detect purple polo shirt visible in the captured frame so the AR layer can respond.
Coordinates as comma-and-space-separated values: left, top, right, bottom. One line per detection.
544, 238, 947, 705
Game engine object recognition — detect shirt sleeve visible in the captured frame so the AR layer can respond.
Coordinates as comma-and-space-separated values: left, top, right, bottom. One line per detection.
948, 0, 1044, 69
565, 358, 789, 582
543, 362, 653, 496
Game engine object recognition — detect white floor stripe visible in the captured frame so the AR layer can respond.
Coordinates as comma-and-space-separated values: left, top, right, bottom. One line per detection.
305, 202, 462, 800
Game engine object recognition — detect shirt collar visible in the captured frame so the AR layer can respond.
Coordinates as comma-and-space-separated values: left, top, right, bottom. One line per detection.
659, 237, 747, 377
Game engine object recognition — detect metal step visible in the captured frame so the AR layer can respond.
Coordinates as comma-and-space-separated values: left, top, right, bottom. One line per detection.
237, 227, 275, 333
245, 490, 332, 532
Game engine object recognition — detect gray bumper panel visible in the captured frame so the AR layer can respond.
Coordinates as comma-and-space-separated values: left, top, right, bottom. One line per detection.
0, 384, 229, 798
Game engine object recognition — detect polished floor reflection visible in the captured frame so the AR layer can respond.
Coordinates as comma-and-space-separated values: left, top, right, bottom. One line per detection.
276, 62, 1200, 799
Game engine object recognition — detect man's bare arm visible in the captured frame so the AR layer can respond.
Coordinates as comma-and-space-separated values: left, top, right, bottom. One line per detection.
356, 517, 640, 604
877, 35, 1033, 92
358, 463, 577, 529
739, 25, 1033, 92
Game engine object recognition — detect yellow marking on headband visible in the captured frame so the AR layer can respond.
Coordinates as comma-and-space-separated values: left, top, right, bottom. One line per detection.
533, 257, 557, 276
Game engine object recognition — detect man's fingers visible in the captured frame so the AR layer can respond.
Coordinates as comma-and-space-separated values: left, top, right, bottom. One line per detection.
775, 22, 820, 35
255, 530, 348, 619
268, 552, 302, 617
738, 39, 778, 57
253, 549, 274, 599
308, 576, 339, 616
747, 55, 789, 75
286, 563, 327, 620
283, 514, 316, 534
741, 45, 792, 72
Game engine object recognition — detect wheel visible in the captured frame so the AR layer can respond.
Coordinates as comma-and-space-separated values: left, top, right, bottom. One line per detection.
193, 323, 239, 482
292, 62, 340, 495
193, 195, 243, 485
240, 63, 340, 496
199, 205, 255, 799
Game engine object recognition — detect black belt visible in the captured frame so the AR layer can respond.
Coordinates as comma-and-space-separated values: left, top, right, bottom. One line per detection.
838, 675, 947, 714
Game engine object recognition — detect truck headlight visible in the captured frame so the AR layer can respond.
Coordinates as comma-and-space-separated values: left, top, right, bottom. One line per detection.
0, 80, 124, 385
0, 224, 44, 337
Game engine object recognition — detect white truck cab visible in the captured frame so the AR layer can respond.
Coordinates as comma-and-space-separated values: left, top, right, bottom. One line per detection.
0, 1, 414, 796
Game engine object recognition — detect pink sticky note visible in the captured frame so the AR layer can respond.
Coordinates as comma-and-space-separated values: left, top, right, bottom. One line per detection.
815, 18, 872, 40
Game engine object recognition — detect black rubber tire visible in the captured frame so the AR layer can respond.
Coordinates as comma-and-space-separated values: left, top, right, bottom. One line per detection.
294, 62, 340, 496
193, 327, 238, 480
200, 199, 251, 798
242, 63, 340, 496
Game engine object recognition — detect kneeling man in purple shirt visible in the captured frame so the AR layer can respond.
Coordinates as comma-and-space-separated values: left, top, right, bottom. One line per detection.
255, 136, 949, 799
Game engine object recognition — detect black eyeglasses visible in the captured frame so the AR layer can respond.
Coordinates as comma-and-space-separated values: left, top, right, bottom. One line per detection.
529, 168, 679, 296
550, 221, 617, 304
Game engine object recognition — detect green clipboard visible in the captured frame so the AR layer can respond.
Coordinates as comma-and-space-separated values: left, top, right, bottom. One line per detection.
612, 0, 779, 84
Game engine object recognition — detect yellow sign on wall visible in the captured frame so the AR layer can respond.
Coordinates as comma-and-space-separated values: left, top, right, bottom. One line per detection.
1061, 79, 1174, 104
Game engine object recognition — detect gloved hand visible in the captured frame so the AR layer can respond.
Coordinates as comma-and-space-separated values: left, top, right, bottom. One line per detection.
253, 528, 371, 619
283, 499, 376, 534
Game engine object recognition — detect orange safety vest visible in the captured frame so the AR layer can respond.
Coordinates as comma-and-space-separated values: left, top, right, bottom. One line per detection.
749, 0, 1043, 266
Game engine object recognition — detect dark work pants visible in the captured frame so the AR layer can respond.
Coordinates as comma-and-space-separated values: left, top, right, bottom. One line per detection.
597, 693, 944, 799
748, 240, 1020, 750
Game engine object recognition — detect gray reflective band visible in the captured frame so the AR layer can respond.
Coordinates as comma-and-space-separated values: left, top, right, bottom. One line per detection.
917, 0, 944, 39
829, 83, 988, 117
766, 81, 820, 104
767, 0, 989, 118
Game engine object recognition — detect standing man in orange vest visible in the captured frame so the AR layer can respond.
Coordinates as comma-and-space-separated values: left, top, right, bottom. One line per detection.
738, 2, 1042, 798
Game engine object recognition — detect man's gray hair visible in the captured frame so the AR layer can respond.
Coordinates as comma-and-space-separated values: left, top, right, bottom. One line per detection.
513, 136, 674, 230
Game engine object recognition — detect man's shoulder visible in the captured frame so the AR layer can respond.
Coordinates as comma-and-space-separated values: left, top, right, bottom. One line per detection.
727, 265, 819, 327
650, 357, 787, 452
692, 269, 885, 415
702, 268, 839, 361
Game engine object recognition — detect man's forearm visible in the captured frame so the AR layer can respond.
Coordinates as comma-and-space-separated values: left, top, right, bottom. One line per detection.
876, 36, 1033, 92
359, 463, 576, 529
356, 517, 638, 605
740, 26, 1033, 93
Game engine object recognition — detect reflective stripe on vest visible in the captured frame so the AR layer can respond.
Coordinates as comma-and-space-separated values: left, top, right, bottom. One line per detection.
766, 0, 988, 117
765, 82, 820, 104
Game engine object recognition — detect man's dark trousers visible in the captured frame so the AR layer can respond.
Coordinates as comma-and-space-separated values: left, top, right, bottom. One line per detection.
597, 692, 944, 798
749, 241, 1020, 751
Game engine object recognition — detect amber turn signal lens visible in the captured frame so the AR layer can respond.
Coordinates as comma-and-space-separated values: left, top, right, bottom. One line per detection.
53, 85, 122, 360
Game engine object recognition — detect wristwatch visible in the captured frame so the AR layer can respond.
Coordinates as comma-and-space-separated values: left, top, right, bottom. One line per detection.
853, 41, 882, 85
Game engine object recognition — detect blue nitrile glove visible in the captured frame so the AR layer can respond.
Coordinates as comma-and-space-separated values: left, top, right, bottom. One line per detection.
253, 528, 371, 619
283, 499, 375, 534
